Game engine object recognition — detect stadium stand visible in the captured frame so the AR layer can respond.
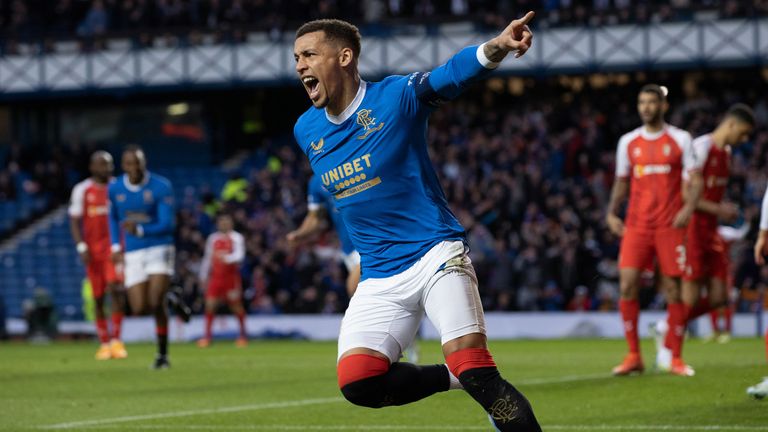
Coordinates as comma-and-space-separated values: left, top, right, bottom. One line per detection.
0, 0, 766, 54
1, 69, 767, 320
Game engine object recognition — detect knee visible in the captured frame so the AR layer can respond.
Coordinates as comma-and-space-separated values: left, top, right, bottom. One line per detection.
337, 354, 390, 408
619, 279, 636, 299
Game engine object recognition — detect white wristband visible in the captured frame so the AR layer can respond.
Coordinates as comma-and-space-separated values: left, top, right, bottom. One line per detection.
476, 43, 501, 70
111, 244, 122, 253
76, 242, 88, 254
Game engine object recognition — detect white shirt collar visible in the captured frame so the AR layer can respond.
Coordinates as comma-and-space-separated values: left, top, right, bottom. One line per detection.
325, 80, 367, 125
640, 124, 666, 141
123, 171, 151, 192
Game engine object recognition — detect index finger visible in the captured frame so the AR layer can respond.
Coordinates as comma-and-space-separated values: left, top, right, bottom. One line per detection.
515, 11, 535, 26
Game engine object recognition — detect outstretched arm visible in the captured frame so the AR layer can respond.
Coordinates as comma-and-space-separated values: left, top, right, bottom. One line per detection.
286, 210, 327, 247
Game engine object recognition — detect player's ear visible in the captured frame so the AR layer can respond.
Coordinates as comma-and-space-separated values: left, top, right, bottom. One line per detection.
339, 47, 354, 68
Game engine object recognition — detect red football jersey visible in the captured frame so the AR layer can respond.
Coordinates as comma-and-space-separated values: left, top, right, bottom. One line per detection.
200, 231, 245, 281
689, 134, 730, 237
68, 178, 112, 258
615, 125, 699, 230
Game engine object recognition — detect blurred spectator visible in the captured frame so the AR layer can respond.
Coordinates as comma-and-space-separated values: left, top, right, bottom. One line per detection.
77, 0, 109, 37
221, 173, 248, 204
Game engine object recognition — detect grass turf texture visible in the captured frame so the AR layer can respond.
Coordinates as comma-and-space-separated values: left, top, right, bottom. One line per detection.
1, 338, 766, 431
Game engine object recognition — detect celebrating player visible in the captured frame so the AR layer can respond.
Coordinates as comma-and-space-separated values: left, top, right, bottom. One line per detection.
605, 84, 703, 376
660, 105, 755, 372
293, 15, 540, 431
197, 213, 248, 347
749, 169, 768, 399
108, 146, 184, 369
287, 174, 360, 298
69, 151, 127, 360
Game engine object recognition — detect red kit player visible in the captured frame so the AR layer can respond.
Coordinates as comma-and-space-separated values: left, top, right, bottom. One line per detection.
197, 213, 247, 347
659, 105, 755, 373
69, 151, 127, 360
605, 84, 703, 376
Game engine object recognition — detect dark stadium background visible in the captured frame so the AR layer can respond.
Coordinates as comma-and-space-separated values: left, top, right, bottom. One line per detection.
0, 0, 766, 336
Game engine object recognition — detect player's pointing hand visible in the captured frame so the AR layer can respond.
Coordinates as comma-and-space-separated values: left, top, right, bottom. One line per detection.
485, 11, 535, 61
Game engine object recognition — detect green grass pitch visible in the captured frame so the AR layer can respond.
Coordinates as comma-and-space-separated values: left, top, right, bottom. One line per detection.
1, 337, 767, 431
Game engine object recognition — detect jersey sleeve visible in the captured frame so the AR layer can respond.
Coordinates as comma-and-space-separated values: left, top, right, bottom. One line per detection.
199, 234, 214, 280
761, 187, 768, 231
401, 44, 498, 116
307, 175, 326, 212
222, 231, 246, 264
107, 183, 122, 249
140, 180, 175, 237
615, 134, 632, 178
68, 181, 87, 218
680, 131, 701, 180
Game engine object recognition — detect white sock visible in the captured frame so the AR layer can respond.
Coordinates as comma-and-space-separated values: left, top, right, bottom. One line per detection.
445, 365, 463, 390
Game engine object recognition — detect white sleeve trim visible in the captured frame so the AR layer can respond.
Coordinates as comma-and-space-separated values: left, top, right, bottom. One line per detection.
308, 202, 322, 212
223, 231, 246, 264
476, 43, 501, 70
68, 180, 87, 217
761, 187, 768, 231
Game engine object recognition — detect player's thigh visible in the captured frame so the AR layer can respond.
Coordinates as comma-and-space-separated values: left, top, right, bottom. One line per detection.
654, 227, 686, 278
126, 281, 149, 315
619, 228, 655, 274
338, 285, 422, 363
423, 260, 485, 348
147, 274, 171, 310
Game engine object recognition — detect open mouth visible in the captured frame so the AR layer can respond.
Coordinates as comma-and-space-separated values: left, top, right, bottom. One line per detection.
302, 76, 320, 100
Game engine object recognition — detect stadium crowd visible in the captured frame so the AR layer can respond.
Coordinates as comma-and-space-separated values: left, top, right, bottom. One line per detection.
2, 71, 767, 316
0, 0, 764, 53
169, 71, 768, 315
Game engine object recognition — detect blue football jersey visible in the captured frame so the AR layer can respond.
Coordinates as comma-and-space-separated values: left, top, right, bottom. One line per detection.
108, 172, 175, 253
294, 45, 495, 279
307, 174, 356, 255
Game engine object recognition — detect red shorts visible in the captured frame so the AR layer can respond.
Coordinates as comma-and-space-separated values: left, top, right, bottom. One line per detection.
206, 276, 242, 302
87, 258, 123, 298
685, 234, 729, 282
619, 226, 686, 277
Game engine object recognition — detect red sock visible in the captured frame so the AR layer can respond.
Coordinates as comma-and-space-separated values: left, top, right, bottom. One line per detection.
687, 298, 713, 322
724, 306, 733, 333
665, 302, 687, 359
337, 354, 389, 388
619, 299, 640, 354
709, 309, 720, 333
204, 312, 214, 340
236, 311, 246, 339
96, 318, 109, 344
111, 312, 123, 340
445, 348, 497, 378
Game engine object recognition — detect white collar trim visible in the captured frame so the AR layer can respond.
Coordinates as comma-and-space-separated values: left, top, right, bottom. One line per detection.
326, 80, 366, 125
640, 124, 666, 140
123, 172, 151, 192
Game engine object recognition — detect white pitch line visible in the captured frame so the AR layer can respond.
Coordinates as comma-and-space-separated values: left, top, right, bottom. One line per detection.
74, 424, 768, 431
39, 397, 344, 430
